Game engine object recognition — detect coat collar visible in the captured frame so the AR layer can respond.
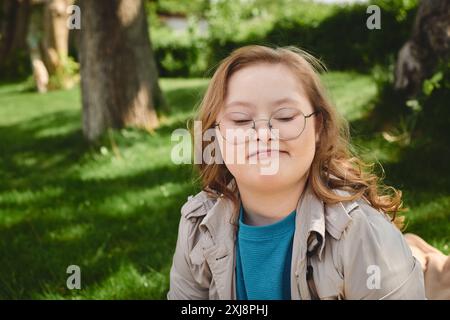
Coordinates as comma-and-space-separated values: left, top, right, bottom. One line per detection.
197, 193, 237, 300
294, 181, 326, 261
197, 179, 357, 259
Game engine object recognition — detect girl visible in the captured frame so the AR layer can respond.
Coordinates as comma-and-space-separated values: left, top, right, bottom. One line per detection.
168, 45, 436, 300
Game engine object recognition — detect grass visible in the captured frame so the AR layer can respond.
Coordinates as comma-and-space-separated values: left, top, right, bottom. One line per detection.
0, 72, 448, 299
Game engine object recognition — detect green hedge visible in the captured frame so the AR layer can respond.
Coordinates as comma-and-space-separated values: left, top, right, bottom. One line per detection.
151, 0, 419, 77
1, 0, 419, 80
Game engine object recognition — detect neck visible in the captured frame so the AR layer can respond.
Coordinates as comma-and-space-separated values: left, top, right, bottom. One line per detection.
237, 176, 308, 226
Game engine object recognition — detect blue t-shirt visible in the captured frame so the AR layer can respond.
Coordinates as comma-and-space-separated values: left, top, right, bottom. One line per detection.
235, 205, 296, 300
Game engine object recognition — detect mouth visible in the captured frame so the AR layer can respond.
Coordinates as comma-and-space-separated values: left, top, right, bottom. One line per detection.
247, 149, 289, 159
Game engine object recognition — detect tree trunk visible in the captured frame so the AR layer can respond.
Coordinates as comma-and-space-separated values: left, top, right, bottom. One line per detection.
0, 0, 30, 60
25, 0, 74, 92
0, 0, 31, 78
27, 2, 48, 92
41, 0, 72, 76
394, 0, 450, 96
79, 0, 166, 141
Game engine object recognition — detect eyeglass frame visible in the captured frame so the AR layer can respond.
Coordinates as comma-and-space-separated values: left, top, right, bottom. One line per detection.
214, 108, 321, 142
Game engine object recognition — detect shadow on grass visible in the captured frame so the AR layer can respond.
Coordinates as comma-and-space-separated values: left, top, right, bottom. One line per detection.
0, 105, 199, 299
0, 185, 191, 299
0, 111, 88, 184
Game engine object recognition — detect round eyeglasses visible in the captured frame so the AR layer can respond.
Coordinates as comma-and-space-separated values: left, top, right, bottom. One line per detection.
214, 108, 320, 145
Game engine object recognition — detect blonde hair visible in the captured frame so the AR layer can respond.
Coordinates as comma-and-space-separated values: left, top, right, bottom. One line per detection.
192, 45, 405, 228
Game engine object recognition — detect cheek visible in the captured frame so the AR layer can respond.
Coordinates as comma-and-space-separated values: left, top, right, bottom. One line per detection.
284, 129, 317, 169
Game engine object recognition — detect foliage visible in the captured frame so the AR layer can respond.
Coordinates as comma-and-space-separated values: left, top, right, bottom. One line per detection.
48, 55, 80, 91
150, 0, 419, 76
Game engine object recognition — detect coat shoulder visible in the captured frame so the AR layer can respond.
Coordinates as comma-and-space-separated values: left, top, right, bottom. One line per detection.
346, 197, 395, 234
180, 190, 217, 220
324, 189, 389, 241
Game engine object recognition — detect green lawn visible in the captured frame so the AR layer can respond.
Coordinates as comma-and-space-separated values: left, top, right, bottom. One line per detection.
0, 72, 448, 299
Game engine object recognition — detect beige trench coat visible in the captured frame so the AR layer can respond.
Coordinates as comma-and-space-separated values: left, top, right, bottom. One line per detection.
167, 183, 426, 300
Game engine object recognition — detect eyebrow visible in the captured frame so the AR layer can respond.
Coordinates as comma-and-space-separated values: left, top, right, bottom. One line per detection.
225, 97, 301, 108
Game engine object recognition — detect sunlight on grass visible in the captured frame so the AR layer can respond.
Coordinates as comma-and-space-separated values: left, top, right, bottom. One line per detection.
37, 264, 169, 299
46, 223, 91, 242
322, 71, 377, 121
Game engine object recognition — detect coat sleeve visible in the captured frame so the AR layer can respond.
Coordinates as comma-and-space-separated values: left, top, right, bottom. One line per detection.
339, 204, 426, 300
167, 214, 209, 300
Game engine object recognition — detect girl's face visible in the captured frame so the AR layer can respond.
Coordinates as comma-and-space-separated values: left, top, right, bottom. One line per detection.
216, 63, 320, 192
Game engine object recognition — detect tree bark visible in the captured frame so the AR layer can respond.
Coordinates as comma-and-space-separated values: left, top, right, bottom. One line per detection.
0, 0, 30, 60
0, 0, 31, 77
41, 0, 73, 75
79, 0, 166, 141
394, 0, 450, 96
27, 4, 49, 93
24, 0, 74, 92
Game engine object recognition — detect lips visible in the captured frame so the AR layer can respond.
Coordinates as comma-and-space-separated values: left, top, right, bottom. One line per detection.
247, 149, 288, 159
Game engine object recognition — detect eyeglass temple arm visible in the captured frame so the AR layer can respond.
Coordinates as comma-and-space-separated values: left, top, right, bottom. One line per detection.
305, 110, 321, 118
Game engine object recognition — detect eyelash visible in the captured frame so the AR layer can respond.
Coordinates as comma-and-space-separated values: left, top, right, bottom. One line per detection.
275, 117, 295, 122
232, 116, 296, 123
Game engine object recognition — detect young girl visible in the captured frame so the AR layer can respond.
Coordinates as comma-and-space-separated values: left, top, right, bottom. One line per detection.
168, 45, 436, 300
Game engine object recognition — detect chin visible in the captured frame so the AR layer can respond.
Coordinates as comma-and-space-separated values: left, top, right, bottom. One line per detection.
247, 168, 292, 187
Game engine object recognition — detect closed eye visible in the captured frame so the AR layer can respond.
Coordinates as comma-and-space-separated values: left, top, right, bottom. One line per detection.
274, 116, 295, 122
233, 119, 252, 124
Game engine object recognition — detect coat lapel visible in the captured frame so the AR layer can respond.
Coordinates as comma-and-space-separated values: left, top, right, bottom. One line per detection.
200, 195, 237, 299
290, 182, 326, 299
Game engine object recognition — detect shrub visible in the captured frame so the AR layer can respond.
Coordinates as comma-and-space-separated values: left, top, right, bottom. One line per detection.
149, 0, 419, 77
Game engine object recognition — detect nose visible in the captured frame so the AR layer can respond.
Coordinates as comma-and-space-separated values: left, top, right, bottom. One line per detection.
254, 119, 272, 142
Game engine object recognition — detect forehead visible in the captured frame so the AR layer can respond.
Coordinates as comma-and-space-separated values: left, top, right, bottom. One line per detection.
225, 63, 308, 106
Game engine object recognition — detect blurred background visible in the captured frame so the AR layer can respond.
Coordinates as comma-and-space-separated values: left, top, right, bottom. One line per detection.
0, 0, 448, 299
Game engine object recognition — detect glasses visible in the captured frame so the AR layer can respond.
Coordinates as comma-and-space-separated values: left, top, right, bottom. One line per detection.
215, 107, 320, 145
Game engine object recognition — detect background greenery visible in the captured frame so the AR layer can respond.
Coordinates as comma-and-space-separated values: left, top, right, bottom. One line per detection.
0, 71, 448, 299
0, 0, 448, 299
149, 0, 418, 77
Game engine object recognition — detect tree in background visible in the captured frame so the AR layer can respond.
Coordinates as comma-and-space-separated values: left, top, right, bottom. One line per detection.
394, 0, 449, 97
0, 0, 77, 92
79, 0, 166, 141
0, 0, 32, 80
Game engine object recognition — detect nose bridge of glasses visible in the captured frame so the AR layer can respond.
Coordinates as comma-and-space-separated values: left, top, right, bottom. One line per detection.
253, 118, 272, 130
252, 118, 277, 142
